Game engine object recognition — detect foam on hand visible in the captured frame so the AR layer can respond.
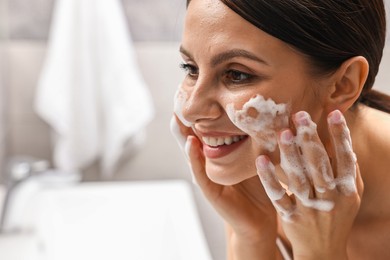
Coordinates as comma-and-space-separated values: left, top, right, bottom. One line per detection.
332, 113, 358, 195
174, 87, 192, 127
169, 117, 198, 185
282, 113, 336, 212
226, 95, 290, 152
256, 157, 286, 201
294, 114, 336, 191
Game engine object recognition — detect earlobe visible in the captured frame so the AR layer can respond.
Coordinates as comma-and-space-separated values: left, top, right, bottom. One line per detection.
328, 56, 369, 112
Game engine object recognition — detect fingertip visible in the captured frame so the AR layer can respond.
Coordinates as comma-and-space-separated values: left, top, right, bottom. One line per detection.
293, 111, 311, 126
279, 129, 294, 145
184, 136, 192, 160
186, 135, 204, 159
256, 155, 269, 171
327, 110, 345, 125
256, 155, 276, 174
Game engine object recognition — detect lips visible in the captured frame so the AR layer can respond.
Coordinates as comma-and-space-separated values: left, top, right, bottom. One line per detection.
201, 134, 249, 159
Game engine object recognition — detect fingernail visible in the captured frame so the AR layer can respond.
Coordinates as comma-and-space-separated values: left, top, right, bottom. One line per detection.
280, 129, 294, 144
184, 137, 198, 186
328, 110, 345, 125
184, 136, 192, 161
256, 155, 269, 171
170, 116, 186, 149
294, 111, 310, 126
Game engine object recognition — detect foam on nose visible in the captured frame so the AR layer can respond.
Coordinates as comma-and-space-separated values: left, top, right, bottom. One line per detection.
226, 95, 290, 152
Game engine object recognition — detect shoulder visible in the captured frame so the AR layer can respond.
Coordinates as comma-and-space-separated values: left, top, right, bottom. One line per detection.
351, 105, 390, 218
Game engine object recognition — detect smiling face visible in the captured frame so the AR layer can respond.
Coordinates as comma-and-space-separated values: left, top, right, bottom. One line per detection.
178, 0, 334, 185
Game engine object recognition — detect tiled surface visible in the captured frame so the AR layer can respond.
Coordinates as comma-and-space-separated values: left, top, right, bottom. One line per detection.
4, 41, 227, 260
1, 1, 390, 259
122, 0, 186, 42
7, 0, 185, 41
3, 0, 390, 42
8, 0, 54, 40
6, 42, 52, 161
0, 44, 5, 179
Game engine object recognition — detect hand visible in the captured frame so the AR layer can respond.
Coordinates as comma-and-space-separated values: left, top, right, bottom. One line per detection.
170, 115, 279, 259
256, 110, 364, 259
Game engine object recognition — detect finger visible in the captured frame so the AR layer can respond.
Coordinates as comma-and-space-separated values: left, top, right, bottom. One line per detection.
278, 129, 312, 202
328, 110, 358, 195
293, 111, 335, 196
356, 163, 364, 198
256, 155, 294, 220
174, 87, 192, 127
186, 135, 221, 195
170, 117, 198, 184
170, 116, 187, 152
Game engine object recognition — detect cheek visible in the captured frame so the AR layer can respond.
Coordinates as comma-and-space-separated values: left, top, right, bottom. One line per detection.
226, 95, 290, 152
173, 86, 192, 127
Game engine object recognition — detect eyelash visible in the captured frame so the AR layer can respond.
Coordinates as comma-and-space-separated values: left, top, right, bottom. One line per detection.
224, 69, 254, 84
180, 62, 255, 85
180, 63, 199, 78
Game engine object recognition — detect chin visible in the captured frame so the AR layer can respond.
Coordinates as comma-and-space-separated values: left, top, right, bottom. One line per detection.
205, 161, 256, 185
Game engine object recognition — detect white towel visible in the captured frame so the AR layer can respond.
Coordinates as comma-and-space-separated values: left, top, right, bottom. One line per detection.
35, 0, 154, 178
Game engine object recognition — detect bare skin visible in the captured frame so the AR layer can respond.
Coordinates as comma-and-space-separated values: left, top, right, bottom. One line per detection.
172, 0, 390, 259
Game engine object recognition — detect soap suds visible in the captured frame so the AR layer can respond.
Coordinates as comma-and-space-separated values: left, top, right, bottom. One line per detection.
170, 116, 187, 152
273, 202, 294, 222
278, 112, 336, 212
295, 116, 335, 189
170, 117, 197, 185
174, 87, 192, 127
331, 113, 358, 195
226, 95, 290, 152
256, 157, 286, 201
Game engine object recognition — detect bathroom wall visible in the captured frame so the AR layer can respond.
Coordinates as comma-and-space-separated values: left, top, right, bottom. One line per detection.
0, 0, 8, 181
1, 1, 226, 260
8, 0, 185, 41
5, 0, 186, 162
1, 1, 390, 260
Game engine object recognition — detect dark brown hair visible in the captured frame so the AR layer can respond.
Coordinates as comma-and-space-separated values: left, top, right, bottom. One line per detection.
187, 0, 390, 112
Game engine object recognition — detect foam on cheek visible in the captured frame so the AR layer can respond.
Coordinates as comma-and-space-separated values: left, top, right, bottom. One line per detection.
174, 87, 192, 127
226, 95, 290, 152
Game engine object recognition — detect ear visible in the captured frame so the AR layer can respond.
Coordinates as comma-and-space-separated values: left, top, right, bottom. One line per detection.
327, 56, 369, 113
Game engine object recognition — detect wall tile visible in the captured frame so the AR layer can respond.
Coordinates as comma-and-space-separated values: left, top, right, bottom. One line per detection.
9, 0, 54, 40
7, 0, 185, 42
121, 0, 185, 41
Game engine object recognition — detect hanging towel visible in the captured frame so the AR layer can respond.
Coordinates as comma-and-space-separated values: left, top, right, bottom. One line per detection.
34, 0, 154, 178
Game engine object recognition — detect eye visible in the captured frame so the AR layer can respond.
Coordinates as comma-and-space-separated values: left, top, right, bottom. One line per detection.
225, 70, 253, 83
180, 63, 199, 79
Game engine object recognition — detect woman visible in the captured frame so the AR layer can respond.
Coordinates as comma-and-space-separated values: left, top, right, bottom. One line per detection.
171, 0, 390, 259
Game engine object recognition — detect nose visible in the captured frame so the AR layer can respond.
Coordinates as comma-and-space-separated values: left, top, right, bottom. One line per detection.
179, 79, 222, 124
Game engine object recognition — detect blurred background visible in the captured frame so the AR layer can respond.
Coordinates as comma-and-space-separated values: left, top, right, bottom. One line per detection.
0, 0, 225, 259
0, 1, 389, 260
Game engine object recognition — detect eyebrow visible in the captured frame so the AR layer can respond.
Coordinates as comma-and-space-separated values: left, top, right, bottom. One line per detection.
179, 46, 269, 67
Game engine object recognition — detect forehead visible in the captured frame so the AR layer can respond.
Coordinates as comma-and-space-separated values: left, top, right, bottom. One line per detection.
184, 0, 252, 39
182, 0, 299, 67
186, 0, 229, 24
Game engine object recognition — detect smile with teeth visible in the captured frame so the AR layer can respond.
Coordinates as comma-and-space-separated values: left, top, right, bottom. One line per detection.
202, 135, 247, 147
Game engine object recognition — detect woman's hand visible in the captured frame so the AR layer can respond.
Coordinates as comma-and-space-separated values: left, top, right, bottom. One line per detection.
170, 115, 280, 260
256, 110, 364, 260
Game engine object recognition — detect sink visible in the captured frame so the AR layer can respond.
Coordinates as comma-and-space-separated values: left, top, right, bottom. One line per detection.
0, 180, 212, 260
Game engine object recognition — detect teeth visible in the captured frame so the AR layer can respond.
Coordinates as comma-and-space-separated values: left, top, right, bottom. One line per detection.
202, 135, 246, 147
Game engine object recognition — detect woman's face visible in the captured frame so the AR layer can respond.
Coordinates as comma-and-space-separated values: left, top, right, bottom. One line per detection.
178, 0, 332, 185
